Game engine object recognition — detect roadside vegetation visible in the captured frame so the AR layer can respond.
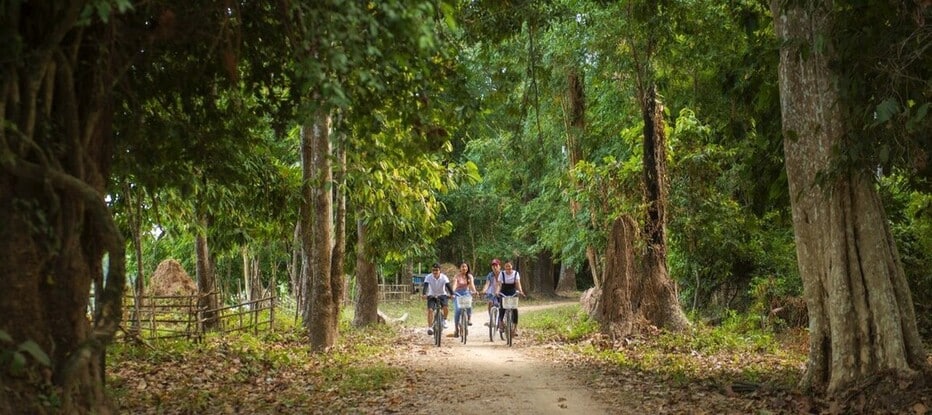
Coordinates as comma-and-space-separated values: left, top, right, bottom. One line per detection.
107, 299, 823, 414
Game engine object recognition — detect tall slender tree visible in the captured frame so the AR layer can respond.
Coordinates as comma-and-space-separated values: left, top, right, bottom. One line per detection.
596, 0, 690, 333
563, 68, 599, 290
302, 109, 335, 350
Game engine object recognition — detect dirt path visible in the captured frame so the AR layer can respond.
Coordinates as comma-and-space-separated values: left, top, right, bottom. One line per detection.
383, 301, 621, 415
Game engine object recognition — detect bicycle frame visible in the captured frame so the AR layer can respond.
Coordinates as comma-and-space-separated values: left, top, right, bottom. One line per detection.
500, 294, 519, 347
488, 300, 499, 342
428, 296, 444, 347
455, 295, 471, 344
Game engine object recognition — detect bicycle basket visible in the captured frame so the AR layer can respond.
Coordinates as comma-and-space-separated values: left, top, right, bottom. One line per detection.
501, 296, 518, 309
456, 296, 473, 308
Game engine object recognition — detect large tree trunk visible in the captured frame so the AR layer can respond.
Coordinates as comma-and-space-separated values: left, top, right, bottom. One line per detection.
195, 214, 220, 331
242, 245, 262, 304
124, 183, 146, 333
529, 250, 557, 297
330, 131, 347, 329
771, 0, 926, 395
354, 220, 380, 326
556, 264, 577, 293
0, 3, 125, 413
564, 68, 602, 289
639, 85, 690, 332
600, 215, 642, 337
600, 213, 687, 337
291, 221, 304, 312
301, 108, 336, 351
299, 217, 313, 325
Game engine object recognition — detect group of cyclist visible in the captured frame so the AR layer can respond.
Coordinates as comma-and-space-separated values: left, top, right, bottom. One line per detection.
421, 258, 525, 338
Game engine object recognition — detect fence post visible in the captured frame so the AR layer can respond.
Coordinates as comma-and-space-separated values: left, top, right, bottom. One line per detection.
270, 290, 276, 333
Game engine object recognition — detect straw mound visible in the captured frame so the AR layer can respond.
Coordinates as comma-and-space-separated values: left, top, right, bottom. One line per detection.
146, 259, 197, 296
440, 262, 458, 277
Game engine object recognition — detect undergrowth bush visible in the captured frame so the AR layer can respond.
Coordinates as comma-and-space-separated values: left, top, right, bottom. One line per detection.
108, 308, 404, 413
520, 303, 598, 341
575, 310, 802, 389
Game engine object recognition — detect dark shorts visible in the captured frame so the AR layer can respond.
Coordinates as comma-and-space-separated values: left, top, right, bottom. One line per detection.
427, 296, 449, 309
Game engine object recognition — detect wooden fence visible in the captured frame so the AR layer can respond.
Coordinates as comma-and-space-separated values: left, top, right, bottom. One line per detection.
114, 293, 276, 342
378, 284, 414, 301
95, 285, 413, 341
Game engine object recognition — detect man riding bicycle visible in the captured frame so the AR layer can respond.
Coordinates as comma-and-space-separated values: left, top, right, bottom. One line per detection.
423, 263, 453, 336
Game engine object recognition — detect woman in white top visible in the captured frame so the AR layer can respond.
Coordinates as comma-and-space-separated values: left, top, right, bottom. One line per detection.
494, 260, 525, 336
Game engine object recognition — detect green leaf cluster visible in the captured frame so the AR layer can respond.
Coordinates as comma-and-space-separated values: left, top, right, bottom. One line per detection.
0, 330, 51, 377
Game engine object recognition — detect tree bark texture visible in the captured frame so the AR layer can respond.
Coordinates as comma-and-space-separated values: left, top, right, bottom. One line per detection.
242, 246, 263, 303
639, 85, 690, 332
599, 215, 644, 337
564, 68, 602, 289
772, 0, 926, 395
291, 220, 304, 312
126, 184, 146, 333
354, 220, 380, 326
556, 264, 577, 293
195, 214, 220, 331
301, 108, 336, 351
530, 250, 557, 297
1, 3, 125, 413
330, 132, 347, 329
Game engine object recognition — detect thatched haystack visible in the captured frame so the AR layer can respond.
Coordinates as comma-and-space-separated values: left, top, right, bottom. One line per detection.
440, 262, 459, 277
146, 259, 197, 296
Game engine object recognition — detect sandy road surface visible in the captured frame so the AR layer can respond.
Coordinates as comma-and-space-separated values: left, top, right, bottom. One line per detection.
385, 302, 616, 415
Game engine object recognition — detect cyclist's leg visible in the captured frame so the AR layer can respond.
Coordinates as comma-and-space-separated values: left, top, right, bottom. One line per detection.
486, 300, 492, 326
453, 305, 462, 335
484, 293, 494, 326
427, 301, 433, 326
497, 305, 505, 332
441, 296, 450, 328
513, 309, 519, 336
505, 308, 513, 345
452, 295, 460, 332
456, 308, 468, 339
426, 299, 434, 335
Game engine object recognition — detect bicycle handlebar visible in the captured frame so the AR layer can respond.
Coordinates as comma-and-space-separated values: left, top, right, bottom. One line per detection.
495, 292, 525, 297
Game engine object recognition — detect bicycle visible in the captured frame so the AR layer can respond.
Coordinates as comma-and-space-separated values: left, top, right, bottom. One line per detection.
500, 293, 520, 347
427, 295, 446, 347
454, 294, 473, 344
487, 296, 500, 342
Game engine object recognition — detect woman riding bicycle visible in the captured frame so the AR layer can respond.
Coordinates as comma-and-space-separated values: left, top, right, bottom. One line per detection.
494, 260, 525, 336
422, 263, 453, 336
451, 262, 478, 338
482, 259, 502, 319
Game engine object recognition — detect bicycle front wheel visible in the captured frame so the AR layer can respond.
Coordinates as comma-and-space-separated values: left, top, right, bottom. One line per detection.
459, 309, 468, 344
505, 309, 514, 347
488, 306, 496, 342
433, 308, 442, 347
